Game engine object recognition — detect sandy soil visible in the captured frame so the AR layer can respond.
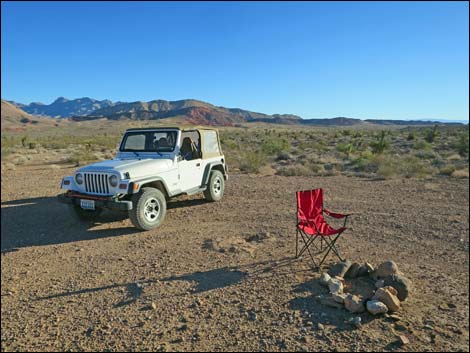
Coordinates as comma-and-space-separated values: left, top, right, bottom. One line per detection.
1, 166, 469, 352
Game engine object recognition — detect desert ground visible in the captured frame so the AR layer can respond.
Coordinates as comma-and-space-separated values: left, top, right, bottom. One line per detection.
1, 164, 469, 352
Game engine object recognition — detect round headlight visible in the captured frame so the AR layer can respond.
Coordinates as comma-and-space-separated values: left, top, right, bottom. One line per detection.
109, 175, 118, 187
75, 173, 83, 185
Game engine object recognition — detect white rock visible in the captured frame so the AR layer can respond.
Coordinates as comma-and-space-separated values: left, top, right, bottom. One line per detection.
328, 278, 343, 294
366, 300, 389, 315
319, 273, 331, 287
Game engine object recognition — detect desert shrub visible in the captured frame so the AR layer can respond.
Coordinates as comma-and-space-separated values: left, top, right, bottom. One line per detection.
353, 151, 376, 173
431, 156, 446, 168
397, 156, 433, 178
276, 151, 292, 161
424, 125, 439, 143
239, 151, 267, 173
414, 150, 438, 160
66, 150, 97, 166
261, 137, 289, 156
370, 131, 389, 154
454, 131, 469, 157
377, 158, 397, 179
277, 164, 311, 177
12, 155, 28, 165
439, 165, 456, 176
336, 143, 355, 158
451, 168, 469, 178
412, 140, 432, 150
1, 148, 12, 159
308, 163, 325, 175
446, 153, 461, 161
407, 131, 416, 140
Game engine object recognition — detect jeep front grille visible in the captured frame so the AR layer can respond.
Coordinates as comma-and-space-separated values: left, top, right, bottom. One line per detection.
84, 173, 110, 195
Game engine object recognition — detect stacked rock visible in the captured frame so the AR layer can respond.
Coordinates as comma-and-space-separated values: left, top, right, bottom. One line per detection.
317, 260, 412, 316
365, 260, 412, 315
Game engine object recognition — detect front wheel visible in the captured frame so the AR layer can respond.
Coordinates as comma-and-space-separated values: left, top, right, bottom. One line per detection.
129, 187, 167, 230
204, 170, 225, 202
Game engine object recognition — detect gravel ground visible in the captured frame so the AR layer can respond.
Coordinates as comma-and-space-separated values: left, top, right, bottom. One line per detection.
1, 166, 469, 351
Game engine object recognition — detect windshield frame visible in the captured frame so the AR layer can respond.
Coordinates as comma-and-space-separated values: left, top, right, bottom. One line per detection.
119, 130, 178, 153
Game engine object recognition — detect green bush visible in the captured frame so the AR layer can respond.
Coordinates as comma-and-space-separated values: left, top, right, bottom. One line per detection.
239, 151, 267, 173
439, 165, 456, 176
412, 140, 432, 150
454, 131, 469, 157
277, 164, 311, 177
261, 137, 289, 156
370, 131, 389, 154
336, 143, 355, 158
424, 125, 439, 143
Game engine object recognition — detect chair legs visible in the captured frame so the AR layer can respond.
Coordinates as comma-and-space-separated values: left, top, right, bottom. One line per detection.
296, 229, 345, 268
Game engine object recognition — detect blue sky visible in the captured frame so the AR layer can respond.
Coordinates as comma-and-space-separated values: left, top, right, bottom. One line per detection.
1, 1, 468, 120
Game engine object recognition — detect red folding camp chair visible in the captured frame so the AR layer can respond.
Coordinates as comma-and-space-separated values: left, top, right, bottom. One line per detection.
296, 189, 352, 268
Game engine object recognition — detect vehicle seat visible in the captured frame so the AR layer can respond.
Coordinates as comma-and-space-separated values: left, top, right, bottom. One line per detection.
157, 137, 170, 149
180, 137, 197, 160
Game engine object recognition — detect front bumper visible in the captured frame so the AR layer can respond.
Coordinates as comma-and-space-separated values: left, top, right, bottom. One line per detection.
58, 191, 132, 211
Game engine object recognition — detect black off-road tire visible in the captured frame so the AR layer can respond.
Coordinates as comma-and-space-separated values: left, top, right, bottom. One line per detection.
203, 170, 225, 202
69, 204, 103, 221
129, 187, 167, 231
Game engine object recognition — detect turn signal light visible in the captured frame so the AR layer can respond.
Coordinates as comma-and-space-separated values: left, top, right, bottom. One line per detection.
119, 183, 127, 189
133, 183, 139, 191
63, 180, 70, 185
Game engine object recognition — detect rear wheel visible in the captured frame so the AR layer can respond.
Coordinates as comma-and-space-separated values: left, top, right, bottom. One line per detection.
204, 170, 225, 202
129, 187, 167, 230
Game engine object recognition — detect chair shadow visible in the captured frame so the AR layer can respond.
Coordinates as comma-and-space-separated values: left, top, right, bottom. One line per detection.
34, 266, 248, 308
1, 196, 139, 251
163, 267, 248, 293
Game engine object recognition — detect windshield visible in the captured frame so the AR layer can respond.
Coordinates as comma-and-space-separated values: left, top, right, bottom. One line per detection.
120, 131, 177, 152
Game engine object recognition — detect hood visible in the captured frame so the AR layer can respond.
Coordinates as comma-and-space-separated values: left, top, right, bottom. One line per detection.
78, 158, 174, 179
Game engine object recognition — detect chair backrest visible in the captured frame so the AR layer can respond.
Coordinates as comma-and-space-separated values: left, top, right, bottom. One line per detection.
296, 189, 324, 221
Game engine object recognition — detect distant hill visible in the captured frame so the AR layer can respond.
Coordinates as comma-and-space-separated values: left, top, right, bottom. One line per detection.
10, 97, 114, 118
1, 100, 32, 123
1, 99, 61, 132
75, 98, 302, 126
5, 96, 465, 127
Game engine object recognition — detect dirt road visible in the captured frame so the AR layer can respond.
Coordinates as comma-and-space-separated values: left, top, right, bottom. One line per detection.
1, 166, 469, 351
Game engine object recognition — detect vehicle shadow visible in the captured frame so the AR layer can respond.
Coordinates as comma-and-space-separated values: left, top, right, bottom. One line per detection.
167, 197, 208, 210
1, 196, 138, 251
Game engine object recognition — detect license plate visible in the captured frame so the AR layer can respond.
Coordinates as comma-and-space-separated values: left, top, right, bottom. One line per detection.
80, 199, 95, 210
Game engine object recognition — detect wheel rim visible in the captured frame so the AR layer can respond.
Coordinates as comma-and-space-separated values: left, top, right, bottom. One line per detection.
143, 197, 160, 222
213, 177, 222, 195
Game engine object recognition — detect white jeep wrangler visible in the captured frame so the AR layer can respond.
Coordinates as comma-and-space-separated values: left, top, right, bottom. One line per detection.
58, 127, 228, 230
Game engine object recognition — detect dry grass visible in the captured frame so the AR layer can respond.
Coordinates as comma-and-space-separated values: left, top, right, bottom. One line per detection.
2, 123, 468, 179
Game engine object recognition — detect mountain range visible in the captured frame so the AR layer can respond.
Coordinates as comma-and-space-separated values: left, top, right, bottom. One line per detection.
5, 97, 466, 127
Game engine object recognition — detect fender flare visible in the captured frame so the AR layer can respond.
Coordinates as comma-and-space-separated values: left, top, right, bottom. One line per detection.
201, 162, 226, 186
129, 176, 171, 196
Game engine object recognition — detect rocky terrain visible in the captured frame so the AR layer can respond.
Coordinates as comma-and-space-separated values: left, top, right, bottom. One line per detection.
1, 166, 469, 351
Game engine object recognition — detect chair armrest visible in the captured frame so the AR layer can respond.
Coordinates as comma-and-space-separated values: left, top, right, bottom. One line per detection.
323, 209, 353, 219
